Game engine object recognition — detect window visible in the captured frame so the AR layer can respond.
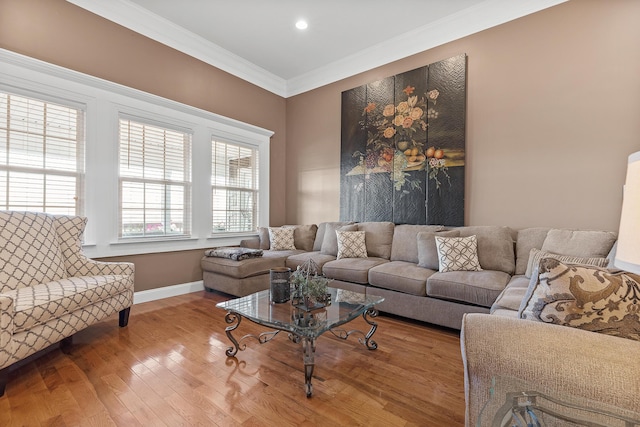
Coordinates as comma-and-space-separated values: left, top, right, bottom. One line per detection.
119, 117, 192, 238
211, 140, 259, 233
0, 91, 84, 215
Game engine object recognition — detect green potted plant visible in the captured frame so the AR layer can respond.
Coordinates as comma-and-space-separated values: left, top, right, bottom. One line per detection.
290, 260, 331, 309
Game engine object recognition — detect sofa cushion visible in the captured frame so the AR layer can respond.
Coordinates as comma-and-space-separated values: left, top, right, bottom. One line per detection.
336, 231, 367, 259
258, 227, 270, 250
322, 257, 389, 284
541, 229, 617, 259
268, 227, 296, 250
284, 224, 318, 252
356, 221, 395, 260
524, 248, 609, 278
0, 211, 67, 292
368, 261, 435, 296
389, 224, 445, 263
427, 270, 511, 308
6, 275, 131, 334
285, 252, 336, 272
458, 226, 515, 274
435, 235, 483, 272
417, 230, 460, 270
201, 252, 288, 279
520, 258, 640, 341
490, 275, 532, 314
313, 221, 354, 252
515, 227, 551, 275
320, 223, 357, 256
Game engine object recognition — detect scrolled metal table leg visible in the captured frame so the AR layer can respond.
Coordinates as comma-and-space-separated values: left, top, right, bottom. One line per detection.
302, 337, 316, 397
224, 311, 243, 357
362, 308, 379, 350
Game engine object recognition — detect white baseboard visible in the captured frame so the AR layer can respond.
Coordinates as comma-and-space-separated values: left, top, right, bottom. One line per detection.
133, 280, 204, 305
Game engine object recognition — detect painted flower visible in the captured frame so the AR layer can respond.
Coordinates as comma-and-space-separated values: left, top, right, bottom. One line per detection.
363, 102, 376, 114
407, 96, 418, 108
382, 104, 395, 117
402, 117, 414, 128
427, 89, 440, 100
383, 127, 396, 138
393, 115, 404, 127
410, 107, 423, 120
396, 101, 409, 113
427, 108, 439, 119
403, 85, 415, 96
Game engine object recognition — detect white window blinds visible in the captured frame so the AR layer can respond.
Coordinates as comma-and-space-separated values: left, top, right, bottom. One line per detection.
211, 140, 259, 233
0, 92, 85, 215
119, 117, 192, 238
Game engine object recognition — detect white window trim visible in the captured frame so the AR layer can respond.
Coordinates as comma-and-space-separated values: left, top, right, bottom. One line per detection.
0, 48, 272, 258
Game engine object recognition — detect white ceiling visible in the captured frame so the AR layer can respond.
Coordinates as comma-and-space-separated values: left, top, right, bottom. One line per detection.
67, 0, 567, 97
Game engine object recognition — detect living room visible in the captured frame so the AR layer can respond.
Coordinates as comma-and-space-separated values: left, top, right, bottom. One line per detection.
1, 0, 639, 425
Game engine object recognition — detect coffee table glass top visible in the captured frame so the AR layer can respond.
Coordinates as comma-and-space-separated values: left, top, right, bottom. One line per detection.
215, 287, 383, 338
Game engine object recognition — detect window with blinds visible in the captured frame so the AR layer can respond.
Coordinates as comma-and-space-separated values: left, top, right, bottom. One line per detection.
0, 92, 85, 215
211, 140, 259, 233
119, 117, 192, 238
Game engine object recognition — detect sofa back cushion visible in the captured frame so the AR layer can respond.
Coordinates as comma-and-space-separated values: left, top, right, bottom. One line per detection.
314, 221, 354, 252
0, 211, 67, 292
417, 230, 460, 270
458, 226, 515, 274
541, 229, 617, 258
515, 227, 551, 275
390, 224, 445, 263
284, 224, 318, 252
357, 222, 395, 260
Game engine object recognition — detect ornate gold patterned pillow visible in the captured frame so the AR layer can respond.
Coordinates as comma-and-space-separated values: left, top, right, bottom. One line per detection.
336, 230, 367, 259
434, 235, 483, 272
268, 227, 296, 251
520, 258, 640, 341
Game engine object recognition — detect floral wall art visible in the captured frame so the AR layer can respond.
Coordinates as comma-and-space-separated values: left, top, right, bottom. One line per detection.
340, 54, 466, 225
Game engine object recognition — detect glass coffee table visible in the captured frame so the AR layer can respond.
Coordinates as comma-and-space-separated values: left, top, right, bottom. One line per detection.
215, 287, 384, 397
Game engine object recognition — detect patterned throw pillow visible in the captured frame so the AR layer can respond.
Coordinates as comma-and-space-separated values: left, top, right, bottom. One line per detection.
336, 230, 367, 259
268, 227, 296, 251
524, 248, 609, 278
520, 258, 640, 341
434, 235, 483, 273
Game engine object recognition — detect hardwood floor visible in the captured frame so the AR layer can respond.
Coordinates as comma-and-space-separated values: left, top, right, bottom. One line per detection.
0, 291, 466, 426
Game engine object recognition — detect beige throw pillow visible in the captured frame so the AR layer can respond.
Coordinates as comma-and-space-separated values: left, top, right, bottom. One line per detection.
336, 230, 367, 259
268, 227, 296, 251
434, 235, 483, 273
520, 258, 640, 341
525, 248, 609, 278
320, 224, 357, 256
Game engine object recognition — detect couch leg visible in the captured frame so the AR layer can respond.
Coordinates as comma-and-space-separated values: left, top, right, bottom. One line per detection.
0, 366, 7, 397
119, 307, 131, 327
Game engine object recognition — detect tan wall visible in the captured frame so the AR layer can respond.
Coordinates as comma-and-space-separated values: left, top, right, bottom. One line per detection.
0, 0, 287, 291
285, 0, 640, 231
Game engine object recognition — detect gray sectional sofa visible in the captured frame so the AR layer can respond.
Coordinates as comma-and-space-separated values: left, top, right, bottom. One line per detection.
201, 222, 616, 330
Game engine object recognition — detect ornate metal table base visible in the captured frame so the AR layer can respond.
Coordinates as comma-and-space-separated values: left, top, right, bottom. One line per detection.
222, 308, 380, 397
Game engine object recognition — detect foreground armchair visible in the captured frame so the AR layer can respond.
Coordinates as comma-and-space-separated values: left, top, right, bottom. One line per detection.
460, 313, 640, 426
0, 211, 134, 396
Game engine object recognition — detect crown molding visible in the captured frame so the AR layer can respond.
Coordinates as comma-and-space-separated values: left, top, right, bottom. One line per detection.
67, 0, 567, 98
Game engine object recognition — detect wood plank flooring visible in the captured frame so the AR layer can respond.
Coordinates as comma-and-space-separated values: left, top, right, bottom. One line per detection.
0, 291, 465, 426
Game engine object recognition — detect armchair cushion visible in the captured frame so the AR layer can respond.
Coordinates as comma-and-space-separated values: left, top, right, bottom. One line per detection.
0, 211, 67, 292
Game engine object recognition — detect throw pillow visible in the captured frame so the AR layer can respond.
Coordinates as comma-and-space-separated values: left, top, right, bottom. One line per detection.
416, 230, 460, 270
520, 258, 640, 341
434, 235, 483, 273
336, 230, 367, 259
320, 224, 357, 256
268, 227, 296, 251
524, 248, 610, 278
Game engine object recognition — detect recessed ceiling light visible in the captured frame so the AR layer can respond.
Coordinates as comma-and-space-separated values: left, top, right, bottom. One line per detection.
295, 20, 308, 30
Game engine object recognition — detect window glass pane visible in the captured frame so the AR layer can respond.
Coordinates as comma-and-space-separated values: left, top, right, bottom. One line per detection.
119, 117, 191, 238
0, 92, 84, 214
211, 140, 258, 233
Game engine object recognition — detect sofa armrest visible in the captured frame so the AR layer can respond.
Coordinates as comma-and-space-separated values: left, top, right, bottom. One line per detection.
460, 313, 640, 426
240, 237, 260, 249
68, 255, 135, 280
0, 295, 14, 365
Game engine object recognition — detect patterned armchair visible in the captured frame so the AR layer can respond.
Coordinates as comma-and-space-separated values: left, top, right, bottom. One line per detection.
0, 211, 134, 396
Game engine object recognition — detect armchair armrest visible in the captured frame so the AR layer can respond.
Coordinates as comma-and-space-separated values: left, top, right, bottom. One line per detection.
460, 313, 640, 426
0, 295, 14, 367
